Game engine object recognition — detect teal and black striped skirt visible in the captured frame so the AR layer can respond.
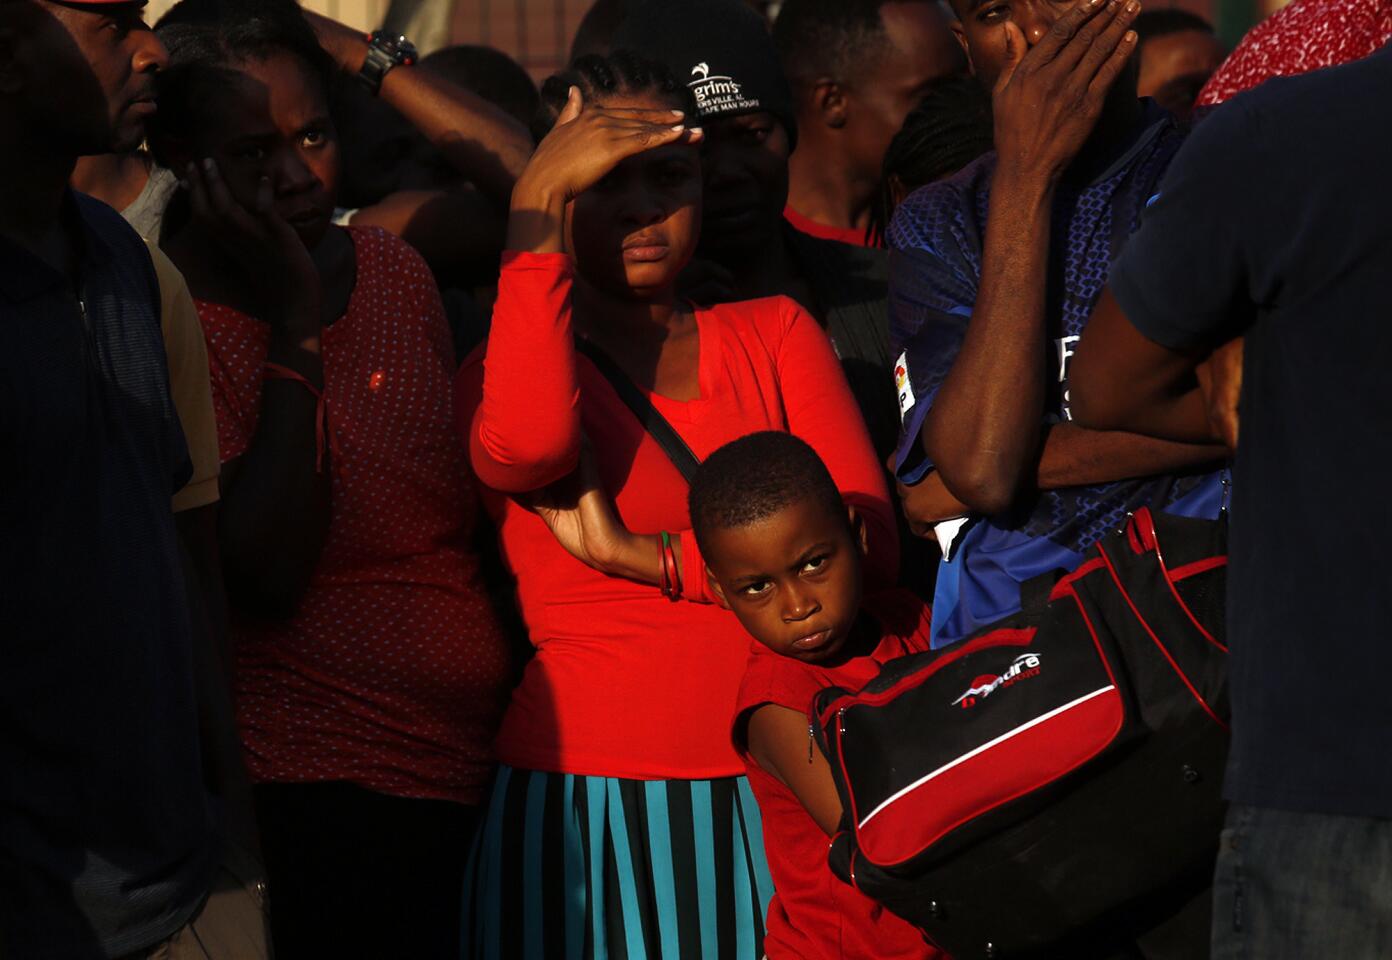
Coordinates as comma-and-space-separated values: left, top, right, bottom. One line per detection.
461, 765, 775, 959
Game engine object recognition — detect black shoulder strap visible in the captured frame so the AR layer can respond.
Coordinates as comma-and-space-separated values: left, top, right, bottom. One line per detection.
576, 338, 701, 483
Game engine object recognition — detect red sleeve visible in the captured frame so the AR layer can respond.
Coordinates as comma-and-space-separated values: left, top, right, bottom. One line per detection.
774, 298, 900, 589
732, 648, 826, 754
459, 251, 582, 493
677, 528, 717, 604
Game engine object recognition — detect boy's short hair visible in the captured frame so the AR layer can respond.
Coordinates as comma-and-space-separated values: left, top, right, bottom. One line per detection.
689, 431, 844, 553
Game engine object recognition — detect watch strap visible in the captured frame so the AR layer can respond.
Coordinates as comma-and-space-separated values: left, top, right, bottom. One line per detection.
357, 31, 415, 95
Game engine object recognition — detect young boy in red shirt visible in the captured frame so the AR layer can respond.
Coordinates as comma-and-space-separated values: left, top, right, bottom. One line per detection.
689, 431, 943, 959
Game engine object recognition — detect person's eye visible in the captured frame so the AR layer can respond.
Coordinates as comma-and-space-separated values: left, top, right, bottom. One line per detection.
740, 580, 772, 597
743, 126, 771, 144
801, 555, 829, 575
303, 130, 327, 148
979, 3, 1010, 22
238, 146, 268, 162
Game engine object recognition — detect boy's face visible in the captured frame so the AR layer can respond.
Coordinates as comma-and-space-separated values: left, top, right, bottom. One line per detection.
703, 496, 866, 665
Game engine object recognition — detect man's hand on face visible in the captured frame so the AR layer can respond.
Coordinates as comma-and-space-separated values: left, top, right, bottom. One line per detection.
991, 0, 1142, 188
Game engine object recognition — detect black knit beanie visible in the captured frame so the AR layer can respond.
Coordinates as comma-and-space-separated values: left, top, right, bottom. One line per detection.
611, 0, 798, 149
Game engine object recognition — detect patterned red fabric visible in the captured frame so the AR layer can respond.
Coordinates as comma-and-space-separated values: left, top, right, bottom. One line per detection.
199, 227, 511, 805
1197, 0, 1392, 106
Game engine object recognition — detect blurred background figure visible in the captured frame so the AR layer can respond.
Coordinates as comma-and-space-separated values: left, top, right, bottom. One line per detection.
1133, 9, 1225, 120
773, 0, 965, 246
137, 0, 1298, 91
868, 74, 993, 247
421, 43, 541, 127
568, 0, 628, 60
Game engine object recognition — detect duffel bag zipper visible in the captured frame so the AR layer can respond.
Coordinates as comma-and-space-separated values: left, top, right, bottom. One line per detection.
816, 629, 1037, 731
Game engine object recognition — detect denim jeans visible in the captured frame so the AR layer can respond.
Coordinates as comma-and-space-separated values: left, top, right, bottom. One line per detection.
1212, 803, 1392, 959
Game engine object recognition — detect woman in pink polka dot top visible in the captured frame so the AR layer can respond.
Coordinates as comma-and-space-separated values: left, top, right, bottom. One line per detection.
151, 5, 512, 955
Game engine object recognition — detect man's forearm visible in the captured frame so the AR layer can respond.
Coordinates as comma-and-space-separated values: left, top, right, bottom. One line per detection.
1035, 422, 1226, 490
380, 66, 532, 204
312, 17, 532, 205
924, 171, 1056, 515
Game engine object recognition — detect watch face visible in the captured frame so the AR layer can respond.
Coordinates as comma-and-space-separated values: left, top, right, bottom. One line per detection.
370, 31, 417, 64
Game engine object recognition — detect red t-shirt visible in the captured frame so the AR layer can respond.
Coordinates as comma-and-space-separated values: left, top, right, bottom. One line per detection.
199, 226, 512, 805
784, 206, 875, 248
734, 592, 943, 960
454, 251, 897, 780
1197, 0, 1392, 107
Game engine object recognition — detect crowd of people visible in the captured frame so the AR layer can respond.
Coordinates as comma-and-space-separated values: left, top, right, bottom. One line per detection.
2, 0, 1388, 956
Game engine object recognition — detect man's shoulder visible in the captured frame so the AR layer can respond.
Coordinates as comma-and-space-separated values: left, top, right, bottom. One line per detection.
74, 190, 147, 251
887, 152, 996, 255
1227, 44, 1391, 137
73, 191, 160, 304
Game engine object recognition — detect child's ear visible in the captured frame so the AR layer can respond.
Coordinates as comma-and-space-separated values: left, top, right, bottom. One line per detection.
846, 505, 869, 558
706, 566, 732, 610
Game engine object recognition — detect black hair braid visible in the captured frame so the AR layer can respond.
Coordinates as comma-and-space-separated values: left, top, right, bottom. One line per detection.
531, 50, 697, 142
868, 75, 994, 246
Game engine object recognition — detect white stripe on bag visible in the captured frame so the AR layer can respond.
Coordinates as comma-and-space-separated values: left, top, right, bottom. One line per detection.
857, 685, 1117, 829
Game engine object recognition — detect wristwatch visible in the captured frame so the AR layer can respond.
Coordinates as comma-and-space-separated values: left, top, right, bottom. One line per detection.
357, 30, 417, 95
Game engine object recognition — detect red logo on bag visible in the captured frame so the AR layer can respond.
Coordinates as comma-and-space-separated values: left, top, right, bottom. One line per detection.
953, 654, 1042, 709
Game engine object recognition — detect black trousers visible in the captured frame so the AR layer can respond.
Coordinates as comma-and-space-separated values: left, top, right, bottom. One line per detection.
254, 782, 478, 960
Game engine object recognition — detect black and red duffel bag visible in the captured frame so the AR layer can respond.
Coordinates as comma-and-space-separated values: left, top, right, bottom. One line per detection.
814, 507, 1229, 960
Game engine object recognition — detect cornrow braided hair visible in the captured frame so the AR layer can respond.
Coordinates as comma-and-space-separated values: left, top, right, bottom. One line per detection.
868, 74, 994, 246
531, 50, 697, 142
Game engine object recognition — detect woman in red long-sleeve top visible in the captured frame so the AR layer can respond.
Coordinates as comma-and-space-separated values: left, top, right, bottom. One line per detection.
455, 52, 896, 959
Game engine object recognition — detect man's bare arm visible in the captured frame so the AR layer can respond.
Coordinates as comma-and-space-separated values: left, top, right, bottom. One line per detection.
1069, 287, 1232, 444
309, 14, 533, 206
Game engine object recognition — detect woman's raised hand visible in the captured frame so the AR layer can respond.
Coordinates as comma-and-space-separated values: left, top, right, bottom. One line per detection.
507, 86, 703, 253
183, 158, 322, 333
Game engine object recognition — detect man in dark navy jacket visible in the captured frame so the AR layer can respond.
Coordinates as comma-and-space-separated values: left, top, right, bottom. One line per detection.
1072, 43, 1392, 960
0, 2, 263, 956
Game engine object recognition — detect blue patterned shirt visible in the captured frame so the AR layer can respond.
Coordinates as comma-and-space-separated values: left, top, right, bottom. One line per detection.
888, 105, 1225, 648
